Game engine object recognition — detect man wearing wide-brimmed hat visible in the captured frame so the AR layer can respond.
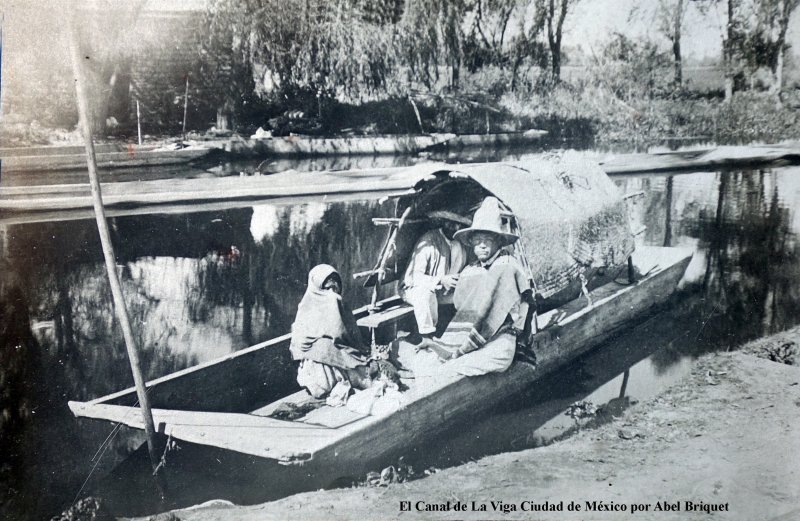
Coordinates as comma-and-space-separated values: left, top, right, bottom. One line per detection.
401, 210, 471, 343
426, 196, 532, 376
453, 197, 519, 265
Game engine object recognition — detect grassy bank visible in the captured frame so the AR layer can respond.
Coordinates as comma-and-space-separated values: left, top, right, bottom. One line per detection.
5, 87, 799, 152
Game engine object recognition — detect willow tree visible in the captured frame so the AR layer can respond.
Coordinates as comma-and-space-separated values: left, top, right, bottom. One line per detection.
468, 0, 520, 66
400, 0, 469, 89
464, 0, 548, 82
203, 0, 401, 112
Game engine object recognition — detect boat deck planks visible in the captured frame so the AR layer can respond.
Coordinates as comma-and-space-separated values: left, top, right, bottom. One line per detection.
68, 402, 342, 460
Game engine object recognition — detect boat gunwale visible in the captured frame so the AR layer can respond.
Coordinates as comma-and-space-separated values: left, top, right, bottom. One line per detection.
81, 295, 412, 407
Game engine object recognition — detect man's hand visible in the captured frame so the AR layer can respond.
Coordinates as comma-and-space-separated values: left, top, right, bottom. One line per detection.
441, 273, 459, 292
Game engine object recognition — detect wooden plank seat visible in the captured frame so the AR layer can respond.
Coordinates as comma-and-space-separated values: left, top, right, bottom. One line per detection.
356, 302, 414, 329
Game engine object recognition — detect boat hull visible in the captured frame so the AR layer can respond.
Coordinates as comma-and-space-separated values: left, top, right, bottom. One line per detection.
286, 246, 693, 471
69, 246, 692, 500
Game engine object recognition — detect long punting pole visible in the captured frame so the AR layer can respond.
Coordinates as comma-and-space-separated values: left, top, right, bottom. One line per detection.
68, 10, 162, 475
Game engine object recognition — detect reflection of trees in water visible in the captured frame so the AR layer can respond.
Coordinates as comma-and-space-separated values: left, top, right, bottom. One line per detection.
194, 201, 390, 344
3, 199, 389, 406
614, 169, 800, 374
32, 264, 196, 399
0, 264, 126, 520
0, 264, 41, 519
668, 170, 800, 362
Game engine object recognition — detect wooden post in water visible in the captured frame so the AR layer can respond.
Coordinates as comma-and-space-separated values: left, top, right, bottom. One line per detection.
68, 9, 162, 479
618, 369, 630, 399
182, 74, 189, 142
136, 99, 142, 146
663, 175, 674, 247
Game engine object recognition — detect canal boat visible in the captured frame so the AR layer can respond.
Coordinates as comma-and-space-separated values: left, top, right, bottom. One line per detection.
227, 133, 454, 157
67, 155, 692, 500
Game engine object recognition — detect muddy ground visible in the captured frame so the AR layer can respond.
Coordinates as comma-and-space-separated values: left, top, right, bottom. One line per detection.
137, 329, 800, 521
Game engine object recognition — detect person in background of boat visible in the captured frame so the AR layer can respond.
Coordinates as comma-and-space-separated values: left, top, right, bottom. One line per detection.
400, 210, 471, 344
290, 264, 372, 401
427, 197, 532, 376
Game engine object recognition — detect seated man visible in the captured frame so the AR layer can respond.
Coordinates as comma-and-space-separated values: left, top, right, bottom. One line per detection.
400, 210, 471, 342
290, 264, 372, 400
429, 197, 532, 376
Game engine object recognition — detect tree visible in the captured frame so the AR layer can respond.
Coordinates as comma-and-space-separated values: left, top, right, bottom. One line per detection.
708, 0, 799, 100
593, 33, 672, 100
451, 0, 546, 92
400, 0, 469, 89
720, 0, 741, 101
509, 5, 549, 90
741, 0, 800, 94
204, 0, 400, 106
537, 0, 577, 82
468, 0, 519, 67
630, 0, 690, 87
658, 0, 688, 86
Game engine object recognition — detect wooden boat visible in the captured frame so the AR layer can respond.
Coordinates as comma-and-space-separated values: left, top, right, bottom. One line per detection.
226, 133, 455, 157
0, 144, 213, 174
431, 130, 548, 150
68, 155, 692, 501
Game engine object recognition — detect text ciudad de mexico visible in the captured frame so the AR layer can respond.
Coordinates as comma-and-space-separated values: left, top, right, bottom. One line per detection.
401, 500, 730, 514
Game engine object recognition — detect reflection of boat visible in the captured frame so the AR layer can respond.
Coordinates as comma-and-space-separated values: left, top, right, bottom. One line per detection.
68, 156, 692, 500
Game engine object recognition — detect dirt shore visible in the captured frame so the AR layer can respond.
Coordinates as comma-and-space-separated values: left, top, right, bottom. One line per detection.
139, 332, 800, 521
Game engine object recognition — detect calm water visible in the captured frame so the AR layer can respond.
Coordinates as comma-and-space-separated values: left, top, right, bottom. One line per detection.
2, 159, 800, 518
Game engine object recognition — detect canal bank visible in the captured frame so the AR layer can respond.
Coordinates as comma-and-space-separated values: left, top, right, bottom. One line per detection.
145, 333, 800, 521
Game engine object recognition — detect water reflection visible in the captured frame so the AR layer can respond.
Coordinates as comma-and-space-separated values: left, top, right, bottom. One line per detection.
616, 167, 800, 346
2, 164, 800, 518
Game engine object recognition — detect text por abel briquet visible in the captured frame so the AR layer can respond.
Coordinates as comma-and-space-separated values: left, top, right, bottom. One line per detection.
400, 499, 730, 515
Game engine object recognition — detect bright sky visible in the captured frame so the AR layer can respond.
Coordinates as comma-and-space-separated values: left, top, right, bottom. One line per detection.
565, 0, 800, 61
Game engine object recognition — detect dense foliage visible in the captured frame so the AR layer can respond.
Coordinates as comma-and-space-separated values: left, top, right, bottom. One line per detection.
193, 0, 800, 145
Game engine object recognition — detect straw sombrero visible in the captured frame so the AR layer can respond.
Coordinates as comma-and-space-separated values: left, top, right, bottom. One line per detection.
454, 197, 518, 247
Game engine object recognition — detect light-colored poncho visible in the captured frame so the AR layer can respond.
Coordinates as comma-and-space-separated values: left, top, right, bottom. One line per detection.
289, 264, 367, 370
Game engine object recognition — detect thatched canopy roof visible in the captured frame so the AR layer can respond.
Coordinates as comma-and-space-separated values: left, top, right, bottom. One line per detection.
388, 152, 635, 303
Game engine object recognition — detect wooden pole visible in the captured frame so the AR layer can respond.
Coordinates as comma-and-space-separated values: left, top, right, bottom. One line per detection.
136, 99, 142, 146
182, 74, 189, 142
663, 175, 673, 247
408, 95, 424, 134
618, 369, 630, 399
68, 9, 162, 478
